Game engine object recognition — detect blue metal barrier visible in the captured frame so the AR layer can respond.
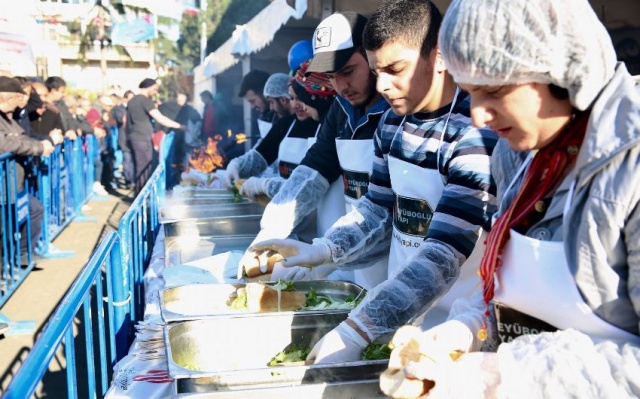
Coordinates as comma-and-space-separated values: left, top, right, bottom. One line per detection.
2, 135, 104, 303
35, 140, 76, 257
113, 162, 164, 359
3, 231, 121, 399
0, 154, 34, 307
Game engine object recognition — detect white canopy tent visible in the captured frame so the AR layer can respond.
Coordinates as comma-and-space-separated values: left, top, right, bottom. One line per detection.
197, 0, 307, 138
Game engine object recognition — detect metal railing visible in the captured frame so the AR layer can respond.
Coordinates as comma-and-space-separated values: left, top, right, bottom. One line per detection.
1, 135, 96, 306
0, 154, 33, 306
2, 135, 170, 396
113, 162, 164, 359
3, 231, 121, 399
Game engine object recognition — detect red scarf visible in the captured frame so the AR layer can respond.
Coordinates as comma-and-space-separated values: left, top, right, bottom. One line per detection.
477, 111, 590, 339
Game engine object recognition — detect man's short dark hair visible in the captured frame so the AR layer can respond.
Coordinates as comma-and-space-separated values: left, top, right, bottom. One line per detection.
363, 0, 442, 57
200, 90, 213, 101
238, 70, 270, 97
44, 76, 67, 91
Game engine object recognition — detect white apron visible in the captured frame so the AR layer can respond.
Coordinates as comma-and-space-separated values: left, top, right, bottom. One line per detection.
388, 154, 484, 330
335, 138, 389, 290
390, 89, 484, 329
305, 137, 346, 237
278, 121, 321, 243
493, 157, 640, 344
305, 136, 352, 282
278, 121, 320, 179
257, 119, 272, 139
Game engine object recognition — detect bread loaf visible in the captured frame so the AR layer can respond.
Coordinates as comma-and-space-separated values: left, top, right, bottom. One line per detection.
244, 250, 283, 278
245, 282, 306, 312
380, 368, 431, 399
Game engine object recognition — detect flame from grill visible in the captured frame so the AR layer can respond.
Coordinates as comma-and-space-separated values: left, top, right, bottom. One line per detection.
188, 136, 225, 173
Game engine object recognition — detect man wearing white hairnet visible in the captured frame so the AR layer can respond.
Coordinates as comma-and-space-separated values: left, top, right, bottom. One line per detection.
254, 0, 498, 364
223, 72, 320, 196
378, 0, 640, 397
237, 11, 391, 282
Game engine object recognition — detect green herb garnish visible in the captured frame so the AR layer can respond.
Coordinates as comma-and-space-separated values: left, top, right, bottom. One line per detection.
361, 343, 392, 360
229, 181, 243, 202
268, 345, 311, 366
229, 289, 248, 310
272, 279, 295, 292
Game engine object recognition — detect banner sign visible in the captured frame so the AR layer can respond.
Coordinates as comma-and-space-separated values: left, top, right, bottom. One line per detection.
0, 32, 35, 75
111, 14, 157, 45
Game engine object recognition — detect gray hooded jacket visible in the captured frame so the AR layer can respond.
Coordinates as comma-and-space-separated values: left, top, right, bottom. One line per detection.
487, 63, 640, 397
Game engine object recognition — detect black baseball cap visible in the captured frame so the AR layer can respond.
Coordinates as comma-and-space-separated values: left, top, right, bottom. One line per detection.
0, 76, 26, 94
307, 12, 368, 74
138, 78, 157, 89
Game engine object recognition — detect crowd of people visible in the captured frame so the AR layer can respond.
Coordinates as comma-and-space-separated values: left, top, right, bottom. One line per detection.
0, 72, 235, 266
2, 0, 638, 396
224, 0, 639, 397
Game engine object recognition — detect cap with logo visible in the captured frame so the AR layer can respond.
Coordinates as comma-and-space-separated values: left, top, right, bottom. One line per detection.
307, 11, 368, 74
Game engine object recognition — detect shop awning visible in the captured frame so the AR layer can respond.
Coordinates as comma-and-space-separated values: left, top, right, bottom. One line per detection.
202, 0, 307, 76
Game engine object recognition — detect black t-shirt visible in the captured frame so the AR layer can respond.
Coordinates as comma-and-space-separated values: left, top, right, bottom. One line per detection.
255, 114, 319, 165
126, 94, 156, 142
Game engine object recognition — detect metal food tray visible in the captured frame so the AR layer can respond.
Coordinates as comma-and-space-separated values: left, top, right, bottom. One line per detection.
159, 202, 265, 224
168, 379, 386, 398
165, 235, 256, 268
160, 281, 365, 323
170, 188, 237, 199
164, 316, 387, 393
160, 196, 251, 209
163, 215, 262, 242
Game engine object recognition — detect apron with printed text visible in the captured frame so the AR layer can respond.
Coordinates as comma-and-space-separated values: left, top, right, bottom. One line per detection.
306, 136, 352, 282
335, 138, 389, 290
279, 121, 321, 243
389, 89, 484, 330
493, 156, 640, 344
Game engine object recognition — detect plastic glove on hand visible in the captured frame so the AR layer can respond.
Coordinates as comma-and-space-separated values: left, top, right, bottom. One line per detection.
237, 248, 283, 279
250, 239, 331, 268
307, 321, 368, 364
271, 262, 311, 281
222, 161, 240, 188
239, 177, 268, 200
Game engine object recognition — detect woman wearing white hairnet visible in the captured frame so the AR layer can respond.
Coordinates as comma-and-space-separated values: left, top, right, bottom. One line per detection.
380, 0, 640, 397
222, 72, 319, 191
239, 60, 338, 205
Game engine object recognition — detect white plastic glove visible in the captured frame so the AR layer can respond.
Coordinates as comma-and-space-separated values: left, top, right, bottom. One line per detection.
271, 262, 312, 281
239, 177, 269, 200
307, 321, 369, 364
250, 238, 331, 268
222, 159, 240, 188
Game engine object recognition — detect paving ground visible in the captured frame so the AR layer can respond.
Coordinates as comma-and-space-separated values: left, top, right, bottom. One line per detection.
0, 187, 134, 397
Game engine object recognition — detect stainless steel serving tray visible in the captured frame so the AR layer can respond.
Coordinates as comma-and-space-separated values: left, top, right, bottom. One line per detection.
170, 188, 237, 199
160, 196, 251, 210
165, 235, 256, 268
159, 281, 365, 323
163, 215, 262, 242
169, 379, 386, 397
159, 202, 265, 224
164, 316, 387, 393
